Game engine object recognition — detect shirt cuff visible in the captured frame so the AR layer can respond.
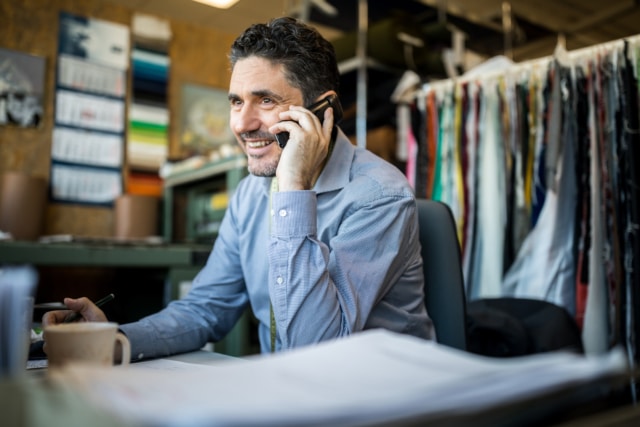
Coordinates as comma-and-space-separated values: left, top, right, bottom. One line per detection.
119, 322, 150, 362
271, 190, 317, 237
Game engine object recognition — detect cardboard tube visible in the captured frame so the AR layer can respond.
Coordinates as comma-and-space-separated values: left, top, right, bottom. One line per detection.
114, 194, 158, 239
0, 172, 47, 241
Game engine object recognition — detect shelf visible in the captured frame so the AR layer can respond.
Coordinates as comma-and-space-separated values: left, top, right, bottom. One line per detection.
0, 240, 210, 268
162, 155, 248, 243
163, 155, 247, 188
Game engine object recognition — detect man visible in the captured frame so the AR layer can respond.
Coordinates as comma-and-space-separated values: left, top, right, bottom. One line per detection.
44, 17, 433, 359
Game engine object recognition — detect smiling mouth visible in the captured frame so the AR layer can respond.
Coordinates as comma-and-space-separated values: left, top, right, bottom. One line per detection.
246, 139, 275, 149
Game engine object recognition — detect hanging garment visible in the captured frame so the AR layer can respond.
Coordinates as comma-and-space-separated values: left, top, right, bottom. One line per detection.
436, 85, 466, 238
618, 41, 640, 366
511, 80, 532, 257
582, 58, 610, 355
599, 51, 623, 347
502, 63, 577, 314
606, 51, 624, 336
461, 82, 480, 285
402, 103, 418, 190
524, 73, 539, 227
574, 66, 591, 329
469, 81, 507, 299
502, 79, 517, 272
451, 84, 466, 241
413, 101, 428, 198
432, 89, 452, 202
531, 68, 552, 228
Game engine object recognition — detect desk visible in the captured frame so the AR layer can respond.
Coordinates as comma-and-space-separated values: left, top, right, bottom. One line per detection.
0, 240, 251, 357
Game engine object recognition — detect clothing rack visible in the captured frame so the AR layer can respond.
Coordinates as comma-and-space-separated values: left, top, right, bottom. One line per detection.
420, 33, 640, 93
402, 34, 640, 379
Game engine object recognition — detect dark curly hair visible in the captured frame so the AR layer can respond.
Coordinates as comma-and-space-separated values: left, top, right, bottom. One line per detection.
229, 17, 340, 106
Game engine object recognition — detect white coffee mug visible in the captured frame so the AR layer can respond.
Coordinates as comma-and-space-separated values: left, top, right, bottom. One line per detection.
44, 322, 130, 369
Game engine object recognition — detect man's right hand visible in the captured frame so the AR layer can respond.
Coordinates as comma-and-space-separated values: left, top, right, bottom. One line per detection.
42, 296, 108, 326
41, 297, 121, 360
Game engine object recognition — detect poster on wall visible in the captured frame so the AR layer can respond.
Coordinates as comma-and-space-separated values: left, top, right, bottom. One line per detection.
179, 83, 234, 156
50, 12, 129, 206
0, 47, 46, 128
58, 12, 129, 70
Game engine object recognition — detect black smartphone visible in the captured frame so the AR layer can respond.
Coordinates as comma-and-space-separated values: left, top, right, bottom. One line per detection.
275, 94, 344, 148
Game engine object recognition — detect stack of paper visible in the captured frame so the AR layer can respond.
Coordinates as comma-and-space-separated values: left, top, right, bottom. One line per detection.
51, 329, 629, 426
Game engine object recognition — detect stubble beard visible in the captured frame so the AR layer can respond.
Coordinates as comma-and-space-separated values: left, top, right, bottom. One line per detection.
247, 154, 278, 177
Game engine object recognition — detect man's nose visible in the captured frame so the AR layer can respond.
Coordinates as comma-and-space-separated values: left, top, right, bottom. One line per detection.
231, 104, 260, 134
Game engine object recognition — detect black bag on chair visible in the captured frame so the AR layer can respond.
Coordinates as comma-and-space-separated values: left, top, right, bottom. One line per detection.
466, 297, 584, 357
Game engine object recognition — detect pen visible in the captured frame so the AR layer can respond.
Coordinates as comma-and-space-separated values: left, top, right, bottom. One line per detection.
63, 293, 115, 323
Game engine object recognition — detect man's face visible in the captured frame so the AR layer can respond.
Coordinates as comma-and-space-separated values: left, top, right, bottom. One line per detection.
228, 56, 304, 177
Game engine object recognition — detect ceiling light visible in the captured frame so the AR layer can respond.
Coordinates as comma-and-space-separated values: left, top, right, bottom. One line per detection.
192, 0, 240, 9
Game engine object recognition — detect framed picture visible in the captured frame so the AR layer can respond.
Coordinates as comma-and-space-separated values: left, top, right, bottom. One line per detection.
179, 83, 234, 156
0, 47, 46, 128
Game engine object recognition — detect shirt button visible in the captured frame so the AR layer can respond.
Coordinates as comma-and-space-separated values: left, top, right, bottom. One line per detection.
137, 353, 144, 360
279, 209, 287, 217
276, 276, 284, 284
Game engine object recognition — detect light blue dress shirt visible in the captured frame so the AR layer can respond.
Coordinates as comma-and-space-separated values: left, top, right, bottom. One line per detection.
121, 131, 433, 359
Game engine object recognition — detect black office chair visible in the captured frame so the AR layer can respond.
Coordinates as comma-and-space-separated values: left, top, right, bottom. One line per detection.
416, 198, 468, 351
417, 199, 582, 357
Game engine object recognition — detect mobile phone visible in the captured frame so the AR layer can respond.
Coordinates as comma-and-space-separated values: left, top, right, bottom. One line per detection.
275, 94, 343, 148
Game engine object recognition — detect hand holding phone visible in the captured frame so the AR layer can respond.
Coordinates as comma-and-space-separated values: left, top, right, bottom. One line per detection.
275, 94, 343, 148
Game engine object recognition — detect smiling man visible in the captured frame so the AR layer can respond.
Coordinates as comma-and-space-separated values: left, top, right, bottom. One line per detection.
43, 17, 433, 359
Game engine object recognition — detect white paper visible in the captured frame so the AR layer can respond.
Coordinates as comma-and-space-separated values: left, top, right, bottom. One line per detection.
55, 90, 125, 132
58, 54, 126, 97
131, 358, 218, 372
52, 127, 123, 167
51, 164, 122, 204
50, 330, 629, 427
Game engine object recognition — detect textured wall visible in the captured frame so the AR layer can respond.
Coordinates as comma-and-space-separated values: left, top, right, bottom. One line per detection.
0, 0, 234, 236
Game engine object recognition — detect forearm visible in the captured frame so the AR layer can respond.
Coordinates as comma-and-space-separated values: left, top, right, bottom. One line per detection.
119, 311, 210, 362
119, 286, 247, 361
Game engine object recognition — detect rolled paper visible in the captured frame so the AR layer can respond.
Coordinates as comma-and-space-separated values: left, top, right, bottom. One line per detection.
114, 194, 158, 239
0, 172, 47, 241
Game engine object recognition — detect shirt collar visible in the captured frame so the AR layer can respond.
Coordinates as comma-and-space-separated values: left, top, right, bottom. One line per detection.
258, 128, 355, 195
313, 129, 355, 194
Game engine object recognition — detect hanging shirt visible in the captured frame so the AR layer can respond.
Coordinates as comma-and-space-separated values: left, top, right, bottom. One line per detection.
469, 81, 507, 299
502, 64, 578, 314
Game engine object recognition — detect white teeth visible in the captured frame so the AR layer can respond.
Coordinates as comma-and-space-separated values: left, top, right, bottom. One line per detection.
247, 140, 272, 148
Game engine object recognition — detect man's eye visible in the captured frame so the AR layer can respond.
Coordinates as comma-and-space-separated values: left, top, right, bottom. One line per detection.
262, 98, 273, 105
